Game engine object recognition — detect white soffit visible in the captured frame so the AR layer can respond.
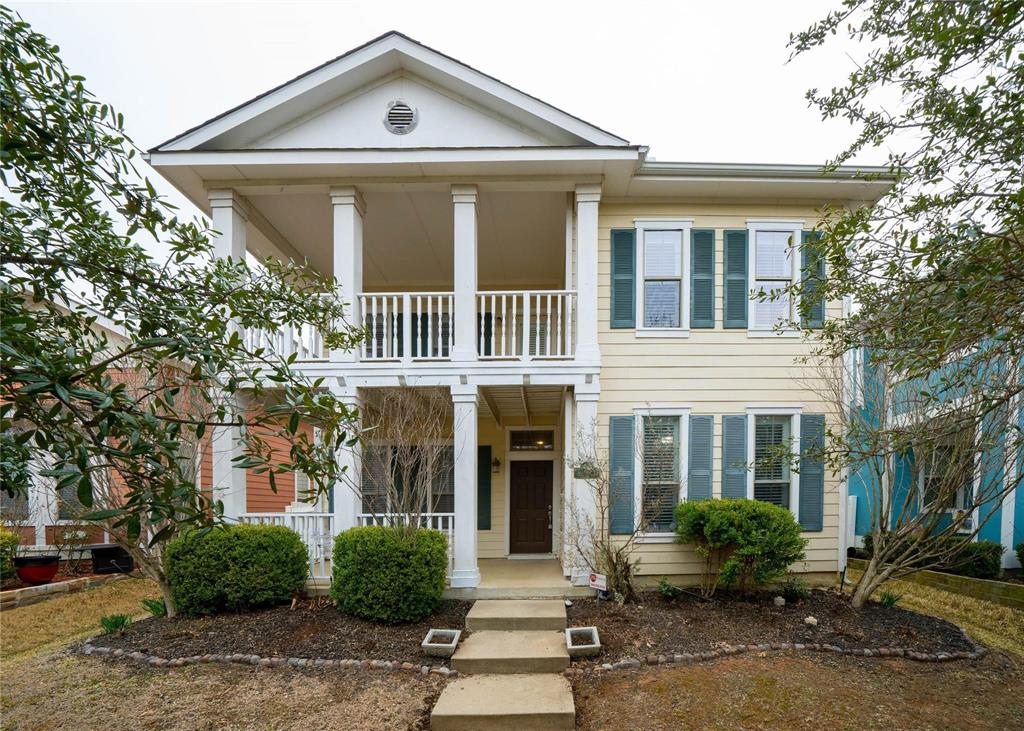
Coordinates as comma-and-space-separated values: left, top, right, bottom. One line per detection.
153, 31, 629, 152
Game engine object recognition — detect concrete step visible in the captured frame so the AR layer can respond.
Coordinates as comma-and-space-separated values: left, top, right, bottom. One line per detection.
431, 673, 575, 730
465, 599, 567, 631
451, 630, 569, 674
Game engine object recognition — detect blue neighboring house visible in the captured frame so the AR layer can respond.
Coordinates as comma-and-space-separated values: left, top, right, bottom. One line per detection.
846, 348, 1023, 570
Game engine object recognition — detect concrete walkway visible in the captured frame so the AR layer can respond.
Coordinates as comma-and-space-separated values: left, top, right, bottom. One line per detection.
430, 599, 575, 730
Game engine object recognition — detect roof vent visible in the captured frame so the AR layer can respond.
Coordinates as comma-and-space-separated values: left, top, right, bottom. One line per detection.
384, 100, 418, 135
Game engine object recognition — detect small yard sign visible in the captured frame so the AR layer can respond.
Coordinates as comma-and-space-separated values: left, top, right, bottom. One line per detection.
589, 572, 607, 591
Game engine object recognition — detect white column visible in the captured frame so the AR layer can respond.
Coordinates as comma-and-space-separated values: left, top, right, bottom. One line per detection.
330, 186, 365, 363
332, 386, 364, 533
208, 190, 248, 519
575, 184, 601, 363
451, 185, 478, 362
568, 383, 600, 584
451, 384, 480, 587
1001, 395, 1021, 568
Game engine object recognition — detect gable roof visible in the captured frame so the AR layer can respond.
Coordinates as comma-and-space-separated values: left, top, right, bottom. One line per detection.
153, 31, 629, 152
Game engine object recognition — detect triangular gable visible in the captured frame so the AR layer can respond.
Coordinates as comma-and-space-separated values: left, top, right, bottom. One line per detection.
154, 31, 629, 151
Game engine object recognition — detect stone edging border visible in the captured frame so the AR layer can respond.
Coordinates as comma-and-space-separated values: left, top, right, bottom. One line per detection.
79, 639, 457, 678
563, 627, 987, 676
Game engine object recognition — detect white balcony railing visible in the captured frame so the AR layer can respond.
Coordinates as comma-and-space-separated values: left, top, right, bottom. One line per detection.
359, 292, 454, 361
357, 512, 455, 578
241, 324, 326, 362
477, 290, 576, 360
238, 512, 334, 578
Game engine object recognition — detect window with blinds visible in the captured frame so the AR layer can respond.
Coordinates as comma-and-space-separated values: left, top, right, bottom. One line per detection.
753, 230, 794, 330
643, 230, 683, 328
919, 436, 974, 511
642, 416, 680, 532
754, 415, 791, 508
360, 445, 455, 514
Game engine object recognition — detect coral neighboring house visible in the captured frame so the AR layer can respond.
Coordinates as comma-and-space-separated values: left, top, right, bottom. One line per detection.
26, 31, 987, 589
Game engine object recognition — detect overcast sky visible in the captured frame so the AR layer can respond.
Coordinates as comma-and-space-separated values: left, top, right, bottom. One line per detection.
13, 0, 883, 219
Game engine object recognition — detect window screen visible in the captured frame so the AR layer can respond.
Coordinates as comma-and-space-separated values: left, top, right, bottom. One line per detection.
642, 416, 680, 532
643, 230, 683, 328
754, 415, 791, 508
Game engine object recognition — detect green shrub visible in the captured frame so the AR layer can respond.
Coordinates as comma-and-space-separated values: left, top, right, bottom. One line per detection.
100, 613, 132, 634
331, 526, 447, 624
165, 524, 308, 617
945, 540, 1003, 579
780, 574, 811, 602
658, 577, 684, 600
1017, 541, 1023, 569
0, 527, 19, 581
878, 589, 902, 608
142, 598, 167, 618
675, 499, 807, 596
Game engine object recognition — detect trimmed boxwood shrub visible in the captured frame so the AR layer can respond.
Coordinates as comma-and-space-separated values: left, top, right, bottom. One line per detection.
0, 527, 19, 581
675, 498, 807, 595
331, 526, 447, 624
864, 531, 1004, 579
1017, 541, 1024, 570
165, 524, 308, 617
945, 540, 1003, 579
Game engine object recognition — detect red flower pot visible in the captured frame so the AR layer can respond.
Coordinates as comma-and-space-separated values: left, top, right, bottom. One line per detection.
13, 555, 60, 585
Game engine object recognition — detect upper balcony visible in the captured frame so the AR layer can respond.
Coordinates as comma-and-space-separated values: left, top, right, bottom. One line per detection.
224, 182, 601, 380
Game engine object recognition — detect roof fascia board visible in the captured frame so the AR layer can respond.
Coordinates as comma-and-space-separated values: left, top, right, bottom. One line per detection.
156, 33, 627, 152
638, 161, 896, 181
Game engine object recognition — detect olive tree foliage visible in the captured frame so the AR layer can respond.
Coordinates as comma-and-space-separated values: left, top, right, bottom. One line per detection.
0, 7, 363, 597
786, 2, 1024, 600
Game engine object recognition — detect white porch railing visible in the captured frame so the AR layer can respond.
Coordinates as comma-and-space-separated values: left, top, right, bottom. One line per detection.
359, 292, 454, 361
357, 512, 455, 578
477, 290, 576, 360
241, 324, 326, 362
239, 512, 335, 579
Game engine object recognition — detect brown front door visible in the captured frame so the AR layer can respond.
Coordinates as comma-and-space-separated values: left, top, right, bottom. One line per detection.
509, 461, 553, 554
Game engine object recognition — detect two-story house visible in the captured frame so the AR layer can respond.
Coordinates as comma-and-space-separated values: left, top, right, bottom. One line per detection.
145, 31, 897, 593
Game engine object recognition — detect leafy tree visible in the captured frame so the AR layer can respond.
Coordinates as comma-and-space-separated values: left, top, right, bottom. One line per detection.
788, 2, 1023, 603
0, 8, 362, 614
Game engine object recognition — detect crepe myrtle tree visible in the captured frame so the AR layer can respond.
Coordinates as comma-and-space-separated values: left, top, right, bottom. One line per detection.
0, 9, 364, 613
353, 388, 460, 535
781, 2, 1023, 469
810, 354, 1022, 608
564, 419, 653, 603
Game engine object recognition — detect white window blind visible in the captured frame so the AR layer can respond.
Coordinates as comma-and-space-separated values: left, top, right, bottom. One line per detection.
643, 230, 683, 328
753, 230, 794, 329
642, 416, 680, 532
754, 415, 791, 507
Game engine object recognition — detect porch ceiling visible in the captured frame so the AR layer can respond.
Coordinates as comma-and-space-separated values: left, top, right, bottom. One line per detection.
481, 385, 564, 428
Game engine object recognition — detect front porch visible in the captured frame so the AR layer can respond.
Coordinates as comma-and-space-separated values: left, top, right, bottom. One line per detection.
232, 383, 602, 592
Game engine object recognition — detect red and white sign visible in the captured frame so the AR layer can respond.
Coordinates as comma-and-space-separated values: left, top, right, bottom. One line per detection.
589, 572, 607, 591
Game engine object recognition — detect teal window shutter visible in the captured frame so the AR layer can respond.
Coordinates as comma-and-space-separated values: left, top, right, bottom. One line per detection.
610, 229, 636, 329
477, 445, 491, 530
799, 414, 825, 531
723, 229, 748, 328
801, 231, 825, 328
609, 415, 635, 534
690, 229, 715, 328
688, 415, 713, 501
721, 415, 748, 498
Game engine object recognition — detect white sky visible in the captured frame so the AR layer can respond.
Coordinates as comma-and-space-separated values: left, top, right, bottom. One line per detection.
12, 0, 885, 220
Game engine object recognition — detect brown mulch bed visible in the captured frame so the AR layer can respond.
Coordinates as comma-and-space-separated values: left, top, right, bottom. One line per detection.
92, 599, 472, 666
567, 589, 976, 664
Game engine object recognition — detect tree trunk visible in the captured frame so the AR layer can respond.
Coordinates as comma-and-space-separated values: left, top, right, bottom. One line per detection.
850, 554, 894, 609
159, 579, 177, 619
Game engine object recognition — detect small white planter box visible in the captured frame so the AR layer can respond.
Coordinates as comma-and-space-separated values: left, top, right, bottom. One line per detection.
422, 629, 461, 658
565, 626, 601, 658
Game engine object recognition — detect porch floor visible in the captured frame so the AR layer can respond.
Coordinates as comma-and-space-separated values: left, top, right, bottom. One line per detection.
446, 559, 591, 600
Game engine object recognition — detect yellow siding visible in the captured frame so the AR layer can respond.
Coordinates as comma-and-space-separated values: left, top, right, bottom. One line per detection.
477, 417, 507, 558
597, 201, 841, 578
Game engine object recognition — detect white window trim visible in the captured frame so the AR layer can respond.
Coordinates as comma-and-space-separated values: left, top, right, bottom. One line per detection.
746, 406, 802, 520
633, 406, 690, 541
746, 219, 804, 338
635, 218, 693, 338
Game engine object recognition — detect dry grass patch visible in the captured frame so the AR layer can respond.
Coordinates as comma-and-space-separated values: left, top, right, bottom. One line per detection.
846, 568, 1024, 657
0, 577, 159, 658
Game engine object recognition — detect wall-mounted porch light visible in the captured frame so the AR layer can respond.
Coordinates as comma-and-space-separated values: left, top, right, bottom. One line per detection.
491, 457, 501, 474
